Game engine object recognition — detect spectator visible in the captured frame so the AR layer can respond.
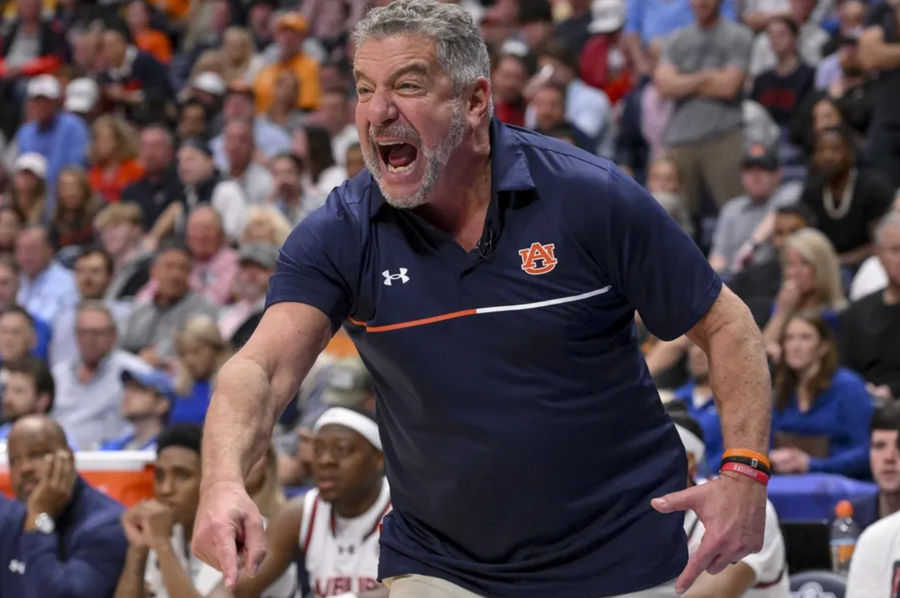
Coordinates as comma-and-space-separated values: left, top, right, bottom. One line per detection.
223, 118, 274, 206
517, 0, 554, 50
121, 125, 184, 229
115, 424, 297, 597
749, 0, 828, 77
578, 0, 633, 106
171, 315, 230, 424
859, 0, 900, 188
751, 17, 815, 129
0, 256, 50, 354
526, 41, 613, 156
645, 155, 694, 237
822, 0, 866, 58
531, 83, 594, 152
555, 0, 593, 56
259, 70, 306, 132
184, 71, 227, 112
15, 75, 89, 200
491, 52, 532, 127
654, 0, 752, 213
124, 0, 172, 65
121, 242, 218, 366
14, 225, 77, 323
291, 125, 345, 208
709, 143, 800, 276
669, 407, 791, 597
849, 194, 900, 299
851, 402, 900, 532
239, 205, 292, 247
63, 77, 102, 123
210, 81, 291, 167
233, 406, 387, 598
254, 13, 321, 112
87, 115, 145, 204
846, 506, 900, 598
8, 152, 48, 225
52, 301, 152, 448
50, 246, 132, 367
312, 88, 358, 169
762, 227, 847, 353
0, 206, 24, 254
771, 310, 874, 478
800, 125, 894, 267
624, 0, 737, 78
816, 23, 868, 93
839, 212, 900, 401
94, 203, 152, 300
176, 98, 213, 142
97, 25, 174, 125
728, 203, 814, 324
184, 206, 238, 306
101, 368, 174, 451
266, 153, 315, 225
6, 415, 128, 596
219, 243, 276, 348
0, 356, 53, 443
0, 306, 37, 366
672, 343, 724, 477
219, 27, 265, 85
49, 166, 101, 249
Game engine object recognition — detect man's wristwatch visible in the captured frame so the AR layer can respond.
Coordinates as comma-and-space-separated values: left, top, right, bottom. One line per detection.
31, 512, 55, 534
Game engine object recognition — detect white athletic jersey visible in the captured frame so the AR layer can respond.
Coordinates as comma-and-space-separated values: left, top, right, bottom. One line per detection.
685, 499, 790, 598
847, 509, 900, 598
300, 479, 391, 598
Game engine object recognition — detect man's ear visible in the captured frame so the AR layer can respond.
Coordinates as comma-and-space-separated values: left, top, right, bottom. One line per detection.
466, 77, 492, 123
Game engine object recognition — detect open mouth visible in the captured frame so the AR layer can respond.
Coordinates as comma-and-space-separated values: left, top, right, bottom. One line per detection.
376, 140, 419, 175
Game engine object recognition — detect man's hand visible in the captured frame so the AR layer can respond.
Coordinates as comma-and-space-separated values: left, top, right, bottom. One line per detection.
26, 450, 76, 521
770, 447, 810, 474
191, 480, 267, 589
652, 472, 766, 595
142, 500, 175, 550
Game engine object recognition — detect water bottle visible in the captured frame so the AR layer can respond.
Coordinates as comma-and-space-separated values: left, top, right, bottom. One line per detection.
830, 500, 860, 575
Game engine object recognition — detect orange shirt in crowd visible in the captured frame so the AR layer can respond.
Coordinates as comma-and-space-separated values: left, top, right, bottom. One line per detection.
254, 53, 321, 112
149, 0, 189, 21
89, 159, 145, 204
136, 29, 172, 64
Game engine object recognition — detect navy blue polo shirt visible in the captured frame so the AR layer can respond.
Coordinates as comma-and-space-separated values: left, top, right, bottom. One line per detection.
267, 119, 723, 597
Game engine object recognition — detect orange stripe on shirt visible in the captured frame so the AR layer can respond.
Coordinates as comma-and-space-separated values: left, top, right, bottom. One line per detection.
355, 309, 477, 333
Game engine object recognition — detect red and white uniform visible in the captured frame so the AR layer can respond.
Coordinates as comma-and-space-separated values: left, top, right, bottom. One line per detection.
300, 479, 391, 598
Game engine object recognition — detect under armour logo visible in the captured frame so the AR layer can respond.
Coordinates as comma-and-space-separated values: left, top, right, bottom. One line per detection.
337, 545, 356, 555
382, 268, 410, 286
792, 582, 836, 598
9, 559, 25, 574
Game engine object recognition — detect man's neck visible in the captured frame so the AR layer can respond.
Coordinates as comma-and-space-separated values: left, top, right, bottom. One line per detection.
750, 192, 771, 205
884, 284, 900, 305
829, 168, 852, 195
26, 263, 51, 282
881, 490, 900, 519
154, 291, 186, 307
776, 54, 799, 76
132, 419, 163, 446
697, 15, 720, 30
230, 161, 250, 179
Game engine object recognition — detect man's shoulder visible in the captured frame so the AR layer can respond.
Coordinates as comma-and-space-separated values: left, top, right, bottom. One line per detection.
858, 508, 900, 552
507, 124, 612, 179
719, 194, 752, 217
847, 289, 885, 315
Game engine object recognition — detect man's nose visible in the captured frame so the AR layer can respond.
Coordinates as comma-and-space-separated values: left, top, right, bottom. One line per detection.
367, 89, 399, 128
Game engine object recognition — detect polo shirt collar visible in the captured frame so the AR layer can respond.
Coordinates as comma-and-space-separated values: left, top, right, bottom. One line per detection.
367, 118, 535, 218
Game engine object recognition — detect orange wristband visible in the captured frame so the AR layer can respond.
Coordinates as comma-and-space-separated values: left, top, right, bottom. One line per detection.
722, 449, 770, 471
720, 461, 770, 486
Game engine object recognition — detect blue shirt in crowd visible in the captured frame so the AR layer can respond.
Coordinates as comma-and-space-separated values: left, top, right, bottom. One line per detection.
267, 119, 723, 597
17, 261, 78, 325
772, 368, 875, 478
673, 381, 725, 477
2, 477, 127, 597
15, 112, 89, 198
0, 495, 27, 596
625, 0, 737, 44
170, 379, 213, 424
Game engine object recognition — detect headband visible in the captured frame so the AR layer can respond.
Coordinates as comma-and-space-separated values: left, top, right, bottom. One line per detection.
313, 407, 382, 451
675, 423, 705, 467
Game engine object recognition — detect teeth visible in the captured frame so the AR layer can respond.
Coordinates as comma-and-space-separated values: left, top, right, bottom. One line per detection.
387, 162, 414, 174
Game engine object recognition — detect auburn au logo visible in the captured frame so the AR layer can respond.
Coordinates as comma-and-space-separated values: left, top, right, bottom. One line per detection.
518, 242, 558, 275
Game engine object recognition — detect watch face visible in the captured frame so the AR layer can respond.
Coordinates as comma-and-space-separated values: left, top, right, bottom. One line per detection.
35, 513, 54, 534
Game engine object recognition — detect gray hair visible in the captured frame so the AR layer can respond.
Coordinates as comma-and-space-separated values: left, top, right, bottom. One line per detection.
352, 0, 492, 103
876, 210, 900, 244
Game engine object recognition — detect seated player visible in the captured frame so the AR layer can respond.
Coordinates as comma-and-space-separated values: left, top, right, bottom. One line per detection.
234, 407, 390, 598
113, 424, 296, 597
668, 407, 790, 598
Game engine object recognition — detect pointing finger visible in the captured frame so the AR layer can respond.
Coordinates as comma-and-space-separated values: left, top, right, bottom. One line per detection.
675, 536, 717, 594
241, 512, 268, 577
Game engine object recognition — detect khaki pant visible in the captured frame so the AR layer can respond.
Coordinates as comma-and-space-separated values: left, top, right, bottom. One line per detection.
385, 574, 678, 597
666, 129, 744, 214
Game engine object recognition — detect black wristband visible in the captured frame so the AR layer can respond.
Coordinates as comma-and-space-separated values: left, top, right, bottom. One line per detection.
720, 455, 771, 476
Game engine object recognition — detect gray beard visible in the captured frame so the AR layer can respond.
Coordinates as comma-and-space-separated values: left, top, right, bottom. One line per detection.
363, 105, 467, 209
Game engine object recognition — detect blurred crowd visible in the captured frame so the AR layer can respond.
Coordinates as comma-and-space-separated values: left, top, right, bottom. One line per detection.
0, 0, 895, 595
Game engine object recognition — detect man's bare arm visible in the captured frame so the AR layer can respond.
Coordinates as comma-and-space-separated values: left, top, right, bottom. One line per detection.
860, 26, 900, 71
682, 562, 758, 598
687, 286, 771, 454
654, 63, 709, 99
695, 66, 746, 101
